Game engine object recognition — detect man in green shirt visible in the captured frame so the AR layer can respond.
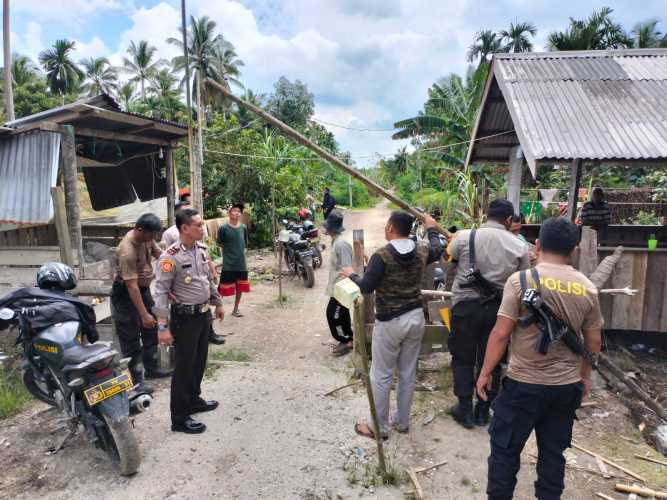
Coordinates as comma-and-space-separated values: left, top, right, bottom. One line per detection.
217, 203, 250, 317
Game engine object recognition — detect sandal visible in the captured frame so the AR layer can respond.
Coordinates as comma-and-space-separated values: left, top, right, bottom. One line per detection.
354, 422, 388, 441
333, 343, 352, 357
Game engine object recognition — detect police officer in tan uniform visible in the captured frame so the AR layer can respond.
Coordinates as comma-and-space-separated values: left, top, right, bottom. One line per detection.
154, 208, 225, 434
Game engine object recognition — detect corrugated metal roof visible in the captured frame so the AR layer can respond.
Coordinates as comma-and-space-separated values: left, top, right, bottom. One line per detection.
467, 49, 667, 173
0, 131, 60, 225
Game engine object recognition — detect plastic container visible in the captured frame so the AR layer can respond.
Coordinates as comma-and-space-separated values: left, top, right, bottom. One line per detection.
648, 234, 658, 251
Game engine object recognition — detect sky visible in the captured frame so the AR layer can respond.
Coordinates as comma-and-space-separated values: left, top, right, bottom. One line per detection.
7, 0, 666, 166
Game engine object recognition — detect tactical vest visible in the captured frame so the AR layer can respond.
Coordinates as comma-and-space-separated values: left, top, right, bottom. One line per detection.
374, 243, 430, 320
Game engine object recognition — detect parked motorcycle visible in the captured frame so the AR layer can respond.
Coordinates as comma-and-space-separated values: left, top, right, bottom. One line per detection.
433, 266, 447, 292
0, 262, 150, 476
278, 220, 316, 288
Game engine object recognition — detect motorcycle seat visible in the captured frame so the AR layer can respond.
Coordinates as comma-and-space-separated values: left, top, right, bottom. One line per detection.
62, 343, 112, 367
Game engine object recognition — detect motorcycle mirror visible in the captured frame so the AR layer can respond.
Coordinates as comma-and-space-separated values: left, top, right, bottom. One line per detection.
0, 308, 14, 321
282, 219, 288, 225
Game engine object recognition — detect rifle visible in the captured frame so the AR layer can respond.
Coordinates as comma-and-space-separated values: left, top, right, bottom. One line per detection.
518, 268, 598, 368
459, 229, 503, 303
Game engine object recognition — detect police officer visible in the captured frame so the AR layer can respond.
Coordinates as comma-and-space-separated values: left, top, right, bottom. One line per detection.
111, 213, 164, 394
476, 217, 603, 500
447, 200, 529, 428
154, 208, 225, 434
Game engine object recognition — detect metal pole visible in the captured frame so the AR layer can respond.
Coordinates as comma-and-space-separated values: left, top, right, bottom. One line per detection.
205, 78, 452, 239
180, 0, 195, 203
3, 0, 14, 121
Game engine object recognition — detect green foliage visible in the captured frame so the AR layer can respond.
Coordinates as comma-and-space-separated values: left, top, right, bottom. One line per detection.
0, 366, 31, 419
267, 76, 314, 130
38, 39, 85, 96
647, 171, 667, 202
625, 210, 659, 225
547, 7, 633, 50
209, 349, 251, 362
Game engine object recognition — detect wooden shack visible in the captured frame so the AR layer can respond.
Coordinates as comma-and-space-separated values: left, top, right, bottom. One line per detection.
0, 94, 188, 274
465, 48, 667, 333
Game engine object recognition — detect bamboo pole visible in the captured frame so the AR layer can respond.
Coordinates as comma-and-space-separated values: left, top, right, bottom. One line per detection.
614, 484, 667, 499
353, 297, 387, 477
205, 79, 451, 239
571, 442, 646, 482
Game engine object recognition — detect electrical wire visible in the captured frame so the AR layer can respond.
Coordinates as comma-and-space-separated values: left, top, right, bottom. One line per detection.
311, 118, 396, 132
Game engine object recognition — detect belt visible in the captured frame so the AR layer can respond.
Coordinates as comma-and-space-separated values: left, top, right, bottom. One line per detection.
172, 303, 210, 315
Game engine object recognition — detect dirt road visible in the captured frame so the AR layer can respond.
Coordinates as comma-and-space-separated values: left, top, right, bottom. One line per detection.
1, 201, 662, 499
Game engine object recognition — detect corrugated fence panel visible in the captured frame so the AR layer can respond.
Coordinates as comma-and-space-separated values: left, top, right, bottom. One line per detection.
0, 132, 60, 225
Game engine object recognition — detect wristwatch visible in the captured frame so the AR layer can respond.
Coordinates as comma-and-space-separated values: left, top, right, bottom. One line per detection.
158, 324, 168, 331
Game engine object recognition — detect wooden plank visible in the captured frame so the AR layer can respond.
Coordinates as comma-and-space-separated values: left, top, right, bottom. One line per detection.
0, 247, 78, 266
422, 324, 449, 348
628, 252, 648, 330
610, 253, 633, 330
353, 229, 375, 323
72, 125, 170, 146
60, 127, 85, 277
507, 145, 523, 213
50, 187, 73, 267
578, 226, 598, 277
644, 252, 667, 332
566, 159, 583, 222
659, 263, 667, 332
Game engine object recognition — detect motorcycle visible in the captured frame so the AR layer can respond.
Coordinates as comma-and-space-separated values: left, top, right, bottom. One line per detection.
0, 290, 150, 476
433, 266, 447, 292
278, 220, 316, 288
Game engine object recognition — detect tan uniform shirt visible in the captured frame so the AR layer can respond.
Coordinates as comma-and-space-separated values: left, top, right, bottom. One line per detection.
498, 262, 604, 385
153, 242, 223, 317
160, 224, 209, 248
116, 232, 161, 287
448, 221, 530, 306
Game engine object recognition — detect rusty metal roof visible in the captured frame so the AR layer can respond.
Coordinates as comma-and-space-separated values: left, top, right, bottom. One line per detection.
466, 49, 667, 174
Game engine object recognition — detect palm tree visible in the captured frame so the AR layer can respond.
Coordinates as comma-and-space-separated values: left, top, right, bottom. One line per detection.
631, 19, 664, 48
466, 30, 502, 64
547, 8, 632, 51
117, 81, 136, 111
149, 68, 180, 100
80, 57, 118, 96
499, 22, 537, 53
122, 40, 162, 102
38, 39, 84, 101
10, 54, 39, 87
233, 89, 264, 127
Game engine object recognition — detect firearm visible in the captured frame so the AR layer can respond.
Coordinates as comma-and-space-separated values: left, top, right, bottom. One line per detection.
519, 287, 598, 368
461, 268, 503, 304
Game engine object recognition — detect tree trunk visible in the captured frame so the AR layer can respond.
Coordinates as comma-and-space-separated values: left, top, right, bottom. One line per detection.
3, 0, 14, 121
140, 78, 145, 103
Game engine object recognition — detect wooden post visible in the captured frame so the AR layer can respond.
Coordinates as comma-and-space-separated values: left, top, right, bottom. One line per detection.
507, 145, 523, 214
353, 229, 375, 324
567, 159, 583, 222
60, 126, 85, 277
165, 147, 175, 226
353, 297, 387, 478
50, 187, 74, 267
205, 78, 451, 239
578, 226, 598, 276
277, 243, 283, 306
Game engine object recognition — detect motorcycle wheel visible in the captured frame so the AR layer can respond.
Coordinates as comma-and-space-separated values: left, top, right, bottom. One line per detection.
21, 363, 57, 406
99, 414, 141, 476
302, 263, 315, 288
312, 246, 323, 269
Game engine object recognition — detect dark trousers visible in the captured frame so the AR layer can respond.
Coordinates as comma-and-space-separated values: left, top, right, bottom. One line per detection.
170, 310, 211, 424
487, 378, 583, 500
326, 297, 353, 343
111, 283, 158, 379
447, 298, 502, 403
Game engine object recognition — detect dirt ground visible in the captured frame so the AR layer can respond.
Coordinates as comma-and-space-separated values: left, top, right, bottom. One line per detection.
1, 200, 665, 499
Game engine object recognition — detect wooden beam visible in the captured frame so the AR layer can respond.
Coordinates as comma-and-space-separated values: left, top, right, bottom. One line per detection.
76, 156, 118, 168
60, 125, 86, 277
50, 187, 74, 267
566, 158, 583, 222
166, 148, 175, 226
507, 145, 523, 212
206, 78, 451, 239
78, 104, 187, 136
122, 123, 156, 134
73, 126, 170, 146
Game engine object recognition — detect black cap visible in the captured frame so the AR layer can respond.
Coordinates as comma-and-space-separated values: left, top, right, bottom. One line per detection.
323, 210, 345, 233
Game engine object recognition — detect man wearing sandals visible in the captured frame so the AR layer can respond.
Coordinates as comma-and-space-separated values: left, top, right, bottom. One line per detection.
217, 203, 250, 317
341, 211, 443, 440
324, 211, 354, 356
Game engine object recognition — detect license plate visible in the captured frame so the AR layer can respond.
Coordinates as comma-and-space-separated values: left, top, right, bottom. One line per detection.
84, 370, 133, 406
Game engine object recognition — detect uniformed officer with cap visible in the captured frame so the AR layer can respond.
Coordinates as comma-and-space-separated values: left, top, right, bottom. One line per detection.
154, 208, 225, 434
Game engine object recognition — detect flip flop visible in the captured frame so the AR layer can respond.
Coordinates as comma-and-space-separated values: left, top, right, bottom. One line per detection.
354, 422, 388, 441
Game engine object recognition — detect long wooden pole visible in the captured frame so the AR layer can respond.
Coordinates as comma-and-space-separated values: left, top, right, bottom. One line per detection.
165, 147, 175, 226
180, 0, 195, 200
3, 0, 14, 121
205, 78, 451, 239
60, 126, 85, 276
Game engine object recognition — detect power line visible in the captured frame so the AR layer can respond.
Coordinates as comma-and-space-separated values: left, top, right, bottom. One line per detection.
312, 117, 396, 132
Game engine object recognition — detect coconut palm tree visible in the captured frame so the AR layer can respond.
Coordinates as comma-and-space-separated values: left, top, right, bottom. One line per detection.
499, 22, 537, 53
466, 30, 502, 64
80, 57, 118, 96
547, 8, 633, 51
10, 54, 39, 87
149, 67, 180, 100
38, 39, 84, 101
122, 40, 162, 102
631, 19, 664, 48
117, 81, 136, 111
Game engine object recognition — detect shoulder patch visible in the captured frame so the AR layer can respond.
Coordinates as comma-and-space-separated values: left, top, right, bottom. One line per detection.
166, 244, 181, 256
160, 258, 175, 273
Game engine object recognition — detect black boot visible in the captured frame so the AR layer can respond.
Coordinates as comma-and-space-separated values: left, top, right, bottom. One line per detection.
450, 398, 475, 429
474, 401, 490, 426
129, 362, 154, 395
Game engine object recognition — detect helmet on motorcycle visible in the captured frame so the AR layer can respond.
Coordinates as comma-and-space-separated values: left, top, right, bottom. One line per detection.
298, 208, 311, 220
37, 262, 77, 290
303, 220, 314, 231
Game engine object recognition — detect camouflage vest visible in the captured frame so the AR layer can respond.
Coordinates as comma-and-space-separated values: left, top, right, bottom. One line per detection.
374, 242, 430, 319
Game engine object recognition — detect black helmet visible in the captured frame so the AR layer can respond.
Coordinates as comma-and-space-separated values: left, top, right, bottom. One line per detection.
37, 262, 77, 290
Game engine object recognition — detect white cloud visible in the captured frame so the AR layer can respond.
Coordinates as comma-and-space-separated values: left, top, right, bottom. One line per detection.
12, 21, 45, 61
14, 0, 126, 24
75, 37, 112, 62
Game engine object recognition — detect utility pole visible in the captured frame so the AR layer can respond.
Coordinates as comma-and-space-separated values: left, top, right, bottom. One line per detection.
3, 0, 15, 121
180, 0, 197, 209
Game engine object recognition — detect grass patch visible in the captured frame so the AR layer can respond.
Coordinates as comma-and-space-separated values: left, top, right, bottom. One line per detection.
267, 294, 296, 308
209, 349, 251, 363
0, 365, 31, 419
344, 447, 408, 489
